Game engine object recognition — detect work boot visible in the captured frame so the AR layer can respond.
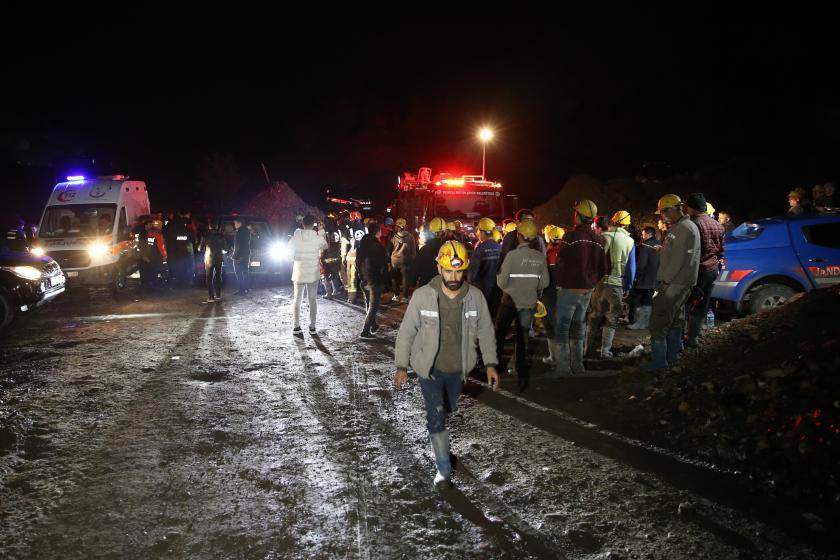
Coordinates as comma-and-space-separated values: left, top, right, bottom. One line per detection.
570, 338, 586, 375
641, 338, 669, 371
627, 306, 651, 330
666, 328, 684, 364
429, 430, 452, 489
600, 326, 616, 358
553, 339, 572, 375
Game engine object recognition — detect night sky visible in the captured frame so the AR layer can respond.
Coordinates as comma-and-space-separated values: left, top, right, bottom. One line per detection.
3, 10, 838, 224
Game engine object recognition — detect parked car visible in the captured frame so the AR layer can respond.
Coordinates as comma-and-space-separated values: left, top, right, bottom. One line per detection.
1, 249, 66, 331
712, 212, 840, 314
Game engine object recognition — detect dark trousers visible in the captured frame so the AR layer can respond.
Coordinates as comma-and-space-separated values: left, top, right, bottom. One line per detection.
419, 369, 464, 433
206, 263, 222, 299
361, 281, 382, 332
233, 259, 249, 293
391, 264, 411, 298
687, 268, 718, 342
495, 298, 535, 373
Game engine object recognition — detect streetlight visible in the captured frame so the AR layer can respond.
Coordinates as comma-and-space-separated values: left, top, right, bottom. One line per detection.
478, 128, 494, 180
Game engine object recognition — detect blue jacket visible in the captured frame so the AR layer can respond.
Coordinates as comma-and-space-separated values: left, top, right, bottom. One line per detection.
469, 239, 501, 298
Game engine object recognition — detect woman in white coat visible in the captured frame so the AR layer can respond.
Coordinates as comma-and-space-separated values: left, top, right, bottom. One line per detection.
290, 215, 328, 334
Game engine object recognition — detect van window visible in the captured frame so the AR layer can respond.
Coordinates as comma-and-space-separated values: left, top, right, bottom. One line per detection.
40, 204, 117, 238
117, 208, 129, 241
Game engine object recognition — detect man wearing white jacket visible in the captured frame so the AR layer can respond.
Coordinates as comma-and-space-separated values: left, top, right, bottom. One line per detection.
289, 215, 328, 334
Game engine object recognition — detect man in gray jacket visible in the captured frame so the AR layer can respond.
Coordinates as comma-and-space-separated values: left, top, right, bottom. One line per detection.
394, 240, 500, 489
642, 194, 701, 370
389, 218, 416, 304
494, 220, 550, 379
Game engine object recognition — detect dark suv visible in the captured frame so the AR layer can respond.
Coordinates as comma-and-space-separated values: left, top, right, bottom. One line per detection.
0, 249, 66, 331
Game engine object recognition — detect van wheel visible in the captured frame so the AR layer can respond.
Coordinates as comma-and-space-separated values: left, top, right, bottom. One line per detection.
0, 287, 15, 331
748, 284, 796, 315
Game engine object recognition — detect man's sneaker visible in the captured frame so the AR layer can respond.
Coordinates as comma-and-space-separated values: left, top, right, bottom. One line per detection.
360, 331, 375, 340
400, 297, 410, 304
323, 294, 334, 300
391, 295, 400, 303
370, 323, 380, 334
204, 298, 215, 304
309, 326, 316, 334
293, 326, 302, 335
214, 296, 223, 302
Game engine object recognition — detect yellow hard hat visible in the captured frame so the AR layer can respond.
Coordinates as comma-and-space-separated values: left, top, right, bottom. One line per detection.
446, 221, 457, 231
363, 217, 371, 225
542, 224, 556, 235
548, 226, 565, 241
428, 217, 447, 233
535, 300, 548, 318
656, 194, 682, 214
574, 199, 598, 219
518, 220, 538, 240
477, 217, 496, 232
705, 202, 715, 215
395, 217, 407, 228
504, 222, 517, 233
492, 229, 503, 243
787, 190, 800, 200
611, 210, 631, 226
436, 240, 470, 271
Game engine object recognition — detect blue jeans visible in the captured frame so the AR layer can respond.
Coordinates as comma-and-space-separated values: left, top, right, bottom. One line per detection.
553, 288, 593, 341
419, 369, 464, 434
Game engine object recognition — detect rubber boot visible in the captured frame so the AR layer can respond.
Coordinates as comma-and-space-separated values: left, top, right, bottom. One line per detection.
570, 338, 586, 375
553, 338, 571, 375
627, 306, 651, 330
600, 327, 616, 358
641, 338, 669, 370
666, 328, 684, 364
429, 430, 452, 488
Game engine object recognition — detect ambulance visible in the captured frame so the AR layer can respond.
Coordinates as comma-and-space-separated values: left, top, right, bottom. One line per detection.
33, 175, 151, 292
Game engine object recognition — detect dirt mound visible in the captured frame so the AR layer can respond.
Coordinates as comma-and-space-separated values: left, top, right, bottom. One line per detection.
533, 174, 659, 230
616, 286, 840, 529
242, 181, 322, 234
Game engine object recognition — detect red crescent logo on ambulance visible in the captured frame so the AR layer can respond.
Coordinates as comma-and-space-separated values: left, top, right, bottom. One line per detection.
57, 190, 77, 202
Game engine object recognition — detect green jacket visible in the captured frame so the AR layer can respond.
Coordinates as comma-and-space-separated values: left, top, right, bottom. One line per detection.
496, 243, 550, 310
395, 277, 498, 380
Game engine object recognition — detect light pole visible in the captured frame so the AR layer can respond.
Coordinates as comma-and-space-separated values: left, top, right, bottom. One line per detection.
478, 128, 494, 180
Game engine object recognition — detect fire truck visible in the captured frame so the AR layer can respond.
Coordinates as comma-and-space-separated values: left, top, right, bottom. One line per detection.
393, 167, 517, 232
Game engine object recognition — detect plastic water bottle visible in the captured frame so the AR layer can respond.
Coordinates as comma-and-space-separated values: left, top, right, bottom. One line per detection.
706, 309, 715, 328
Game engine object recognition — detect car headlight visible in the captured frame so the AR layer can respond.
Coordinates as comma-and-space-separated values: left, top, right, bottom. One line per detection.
2, 266, 43, 280
269, 241, 288, 261
31, 246, 46, 257
88, 243, 108, 257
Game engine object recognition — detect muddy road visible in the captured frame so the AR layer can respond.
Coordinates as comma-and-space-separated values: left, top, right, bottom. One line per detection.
0, 285, 832, 559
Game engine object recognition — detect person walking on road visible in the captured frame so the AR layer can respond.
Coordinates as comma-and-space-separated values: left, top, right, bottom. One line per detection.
394, 240, 500, 489
356, 220, 389, 339
289, 215, 328, 335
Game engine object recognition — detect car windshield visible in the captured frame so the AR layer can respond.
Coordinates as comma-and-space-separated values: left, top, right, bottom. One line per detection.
39, 204, 117, 239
